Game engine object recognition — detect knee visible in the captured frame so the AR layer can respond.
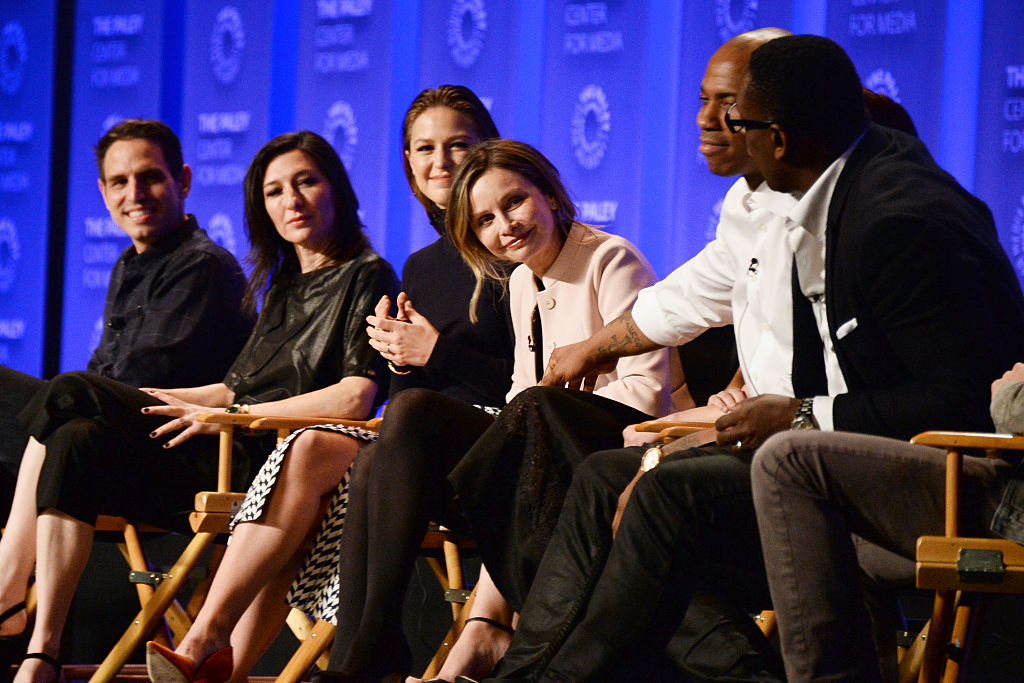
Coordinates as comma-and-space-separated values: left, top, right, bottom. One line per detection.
751, 431, 825, 506
572, 448, 638, 494
288, 429, 358, 479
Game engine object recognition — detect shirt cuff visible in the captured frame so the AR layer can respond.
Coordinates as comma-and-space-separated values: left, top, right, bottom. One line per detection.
812, 395, 835, 431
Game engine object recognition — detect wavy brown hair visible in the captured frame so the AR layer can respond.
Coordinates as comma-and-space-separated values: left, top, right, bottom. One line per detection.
447, 139, 576, 321
402, 85, 499, 224
241, 131, 366, 313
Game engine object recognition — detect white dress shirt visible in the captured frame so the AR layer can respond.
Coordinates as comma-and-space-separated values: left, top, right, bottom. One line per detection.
632, 176, 798, 398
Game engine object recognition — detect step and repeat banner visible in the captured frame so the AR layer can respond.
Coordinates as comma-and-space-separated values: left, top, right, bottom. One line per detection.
827, 0, 945, 152
293, 0, 398, 260
180, 2, 274, 264
0, 3, 57, 375
4, 0, 1020, 374
975, 2, 1024, 284
539, 1, 647, 251
59, 1, 167, 374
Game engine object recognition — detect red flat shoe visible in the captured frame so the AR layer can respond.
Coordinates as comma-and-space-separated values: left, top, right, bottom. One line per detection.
146, 641, 233, 683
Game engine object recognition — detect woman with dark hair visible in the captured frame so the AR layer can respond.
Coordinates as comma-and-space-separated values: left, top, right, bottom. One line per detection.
4, 130, 397, 683
315, 138, 678, 683
147, 87, 516, 683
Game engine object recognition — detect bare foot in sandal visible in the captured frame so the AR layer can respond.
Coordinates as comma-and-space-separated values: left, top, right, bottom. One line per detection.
406, 616, 514, 683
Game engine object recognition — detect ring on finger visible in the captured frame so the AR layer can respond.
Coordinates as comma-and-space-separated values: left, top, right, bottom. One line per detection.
386, 343, 392, 355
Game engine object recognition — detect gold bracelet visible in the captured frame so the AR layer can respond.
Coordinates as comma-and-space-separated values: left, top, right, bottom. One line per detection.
388, 361, 412, 375
225, 403, 250, 414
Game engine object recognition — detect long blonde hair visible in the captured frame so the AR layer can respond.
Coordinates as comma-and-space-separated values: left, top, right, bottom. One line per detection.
447, 139, 576, 321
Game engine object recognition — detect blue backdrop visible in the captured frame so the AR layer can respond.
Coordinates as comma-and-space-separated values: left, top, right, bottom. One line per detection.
0, 0, 1018, 377
0, 3, 56, 373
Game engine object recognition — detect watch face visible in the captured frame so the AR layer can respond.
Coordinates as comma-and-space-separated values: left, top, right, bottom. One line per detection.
792, 416, 816, 430
641, 446, 662, 471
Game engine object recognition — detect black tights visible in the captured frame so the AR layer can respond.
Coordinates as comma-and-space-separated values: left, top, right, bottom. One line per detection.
326, 388, 496, 680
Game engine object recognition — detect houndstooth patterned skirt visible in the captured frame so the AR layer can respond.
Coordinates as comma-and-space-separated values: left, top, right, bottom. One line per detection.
231, 423, 378, 624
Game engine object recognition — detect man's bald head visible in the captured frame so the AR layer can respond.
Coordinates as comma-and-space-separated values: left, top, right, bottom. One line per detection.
697, 27, 791, 180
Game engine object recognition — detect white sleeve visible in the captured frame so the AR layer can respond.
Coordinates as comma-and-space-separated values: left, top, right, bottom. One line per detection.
632, 180, 748, 345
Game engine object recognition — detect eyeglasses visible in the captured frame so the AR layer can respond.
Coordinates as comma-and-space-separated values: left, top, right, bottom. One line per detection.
724, 102, 776, 134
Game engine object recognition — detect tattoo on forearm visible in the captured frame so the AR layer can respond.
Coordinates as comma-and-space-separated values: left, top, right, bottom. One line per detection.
597, 313, 645, 357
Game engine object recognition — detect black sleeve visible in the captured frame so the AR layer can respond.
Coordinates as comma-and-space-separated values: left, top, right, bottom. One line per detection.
338, 257, 400, 401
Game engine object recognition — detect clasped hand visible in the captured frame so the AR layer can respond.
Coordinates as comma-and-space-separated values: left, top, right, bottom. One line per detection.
366, 293, 439, 368
139, 389, 221, 448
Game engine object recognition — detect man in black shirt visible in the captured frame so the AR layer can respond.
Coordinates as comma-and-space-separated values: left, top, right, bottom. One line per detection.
0, 120, 250, 528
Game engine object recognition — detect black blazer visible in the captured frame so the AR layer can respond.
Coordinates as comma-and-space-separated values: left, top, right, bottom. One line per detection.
822, 124, 1024, 439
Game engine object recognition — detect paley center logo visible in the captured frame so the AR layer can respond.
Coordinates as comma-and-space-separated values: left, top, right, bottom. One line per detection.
1, 21, 28, 96
0, 217, 20, 293
863, 68, 901, 102
715, 0, 757, 43
207, 212, 239, 256
448, 0, 487, 69
571, 84, 611, 171
325, 100, 358, 171
210, 6, 245, 85
1011, 193, 1024, 279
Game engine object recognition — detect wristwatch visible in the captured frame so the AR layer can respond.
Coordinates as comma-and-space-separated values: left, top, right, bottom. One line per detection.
791, 397, 819, 430
641, 445, 664, 472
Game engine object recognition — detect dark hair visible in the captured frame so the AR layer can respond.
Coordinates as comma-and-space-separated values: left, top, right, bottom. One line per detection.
862, 88, 918, 138
95, 119, 184, 181
746, 35, 868, 152
241, 130, 366, 313
447, 139, 576, 321
402, 85, 500, 218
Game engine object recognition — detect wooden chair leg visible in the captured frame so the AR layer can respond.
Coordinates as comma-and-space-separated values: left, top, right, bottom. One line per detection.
899, 619, 929, 683
442, 537, 465, 622
754, 610, 776, 639
919, 590, 955, 683
278, 618, 336, 683
941, 593, 975, 683
89, 531, 216, 683
422, 585, 478, 679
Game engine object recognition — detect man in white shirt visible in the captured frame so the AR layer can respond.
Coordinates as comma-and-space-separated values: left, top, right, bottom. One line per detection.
483, 36, 1024, 682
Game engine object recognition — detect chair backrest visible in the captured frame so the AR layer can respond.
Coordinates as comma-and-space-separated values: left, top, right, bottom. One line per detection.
676, 325, 738, 407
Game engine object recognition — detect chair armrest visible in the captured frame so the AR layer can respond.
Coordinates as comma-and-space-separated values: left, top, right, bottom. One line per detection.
247, 416, 383, 432
910, 431, 1024, 452
196, 413, 260, 427
634, 420, 716, 434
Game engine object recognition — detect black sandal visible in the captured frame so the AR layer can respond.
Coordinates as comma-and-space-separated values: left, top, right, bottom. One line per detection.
0, 601, 26, 639
22, 652, 64, 683
464, 615, 514, 635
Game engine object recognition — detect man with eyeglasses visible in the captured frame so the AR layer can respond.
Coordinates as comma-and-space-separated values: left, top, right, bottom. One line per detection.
490, 35, 1024, 683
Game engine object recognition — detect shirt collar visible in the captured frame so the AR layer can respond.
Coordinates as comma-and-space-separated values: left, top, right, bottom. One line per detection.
743, 178, 798, 218
123, 214, 197, 266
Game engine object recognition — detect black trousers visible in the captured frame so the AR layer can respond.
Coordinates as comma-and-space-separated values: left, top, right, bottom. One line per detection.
24, 371, 230, 532
487, 446, 782, 682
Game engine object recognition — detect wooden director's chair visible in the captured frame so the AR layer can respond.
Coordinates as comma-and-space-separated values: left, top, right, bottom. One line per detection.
909, 431, 1024, 683
89, 411, 475, 682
